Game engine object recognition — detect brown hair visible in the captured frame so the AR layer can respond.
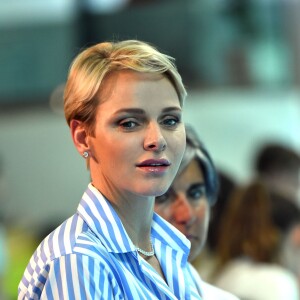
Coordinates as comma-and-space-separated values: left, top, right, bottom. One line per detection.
216, 180, 279, 268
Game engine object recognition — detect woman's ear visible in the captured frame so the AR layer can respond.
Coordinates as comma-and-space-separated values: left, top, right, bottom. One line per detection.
70, 119, 89, 156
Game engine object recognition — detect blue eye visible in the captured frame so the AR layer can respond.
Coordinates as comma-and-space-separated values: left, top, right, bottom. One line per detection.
162, 117, 179, 127
119, 120, 139, 130
121, 121, 136, 128
187, 184, 206, 200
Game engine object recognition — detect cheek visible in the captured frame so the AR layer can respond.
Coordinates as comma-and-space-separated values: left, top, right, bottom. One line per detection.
177, 133, 186, 157
196, 202, 210, 224
168, 139, 186, 175
177, 143, 186, 162
101, 137, 132, 159
168, 129, 186, 156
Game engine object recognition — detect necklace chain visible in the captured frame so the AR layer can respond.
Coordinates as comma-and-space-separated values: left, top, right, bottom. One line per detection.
136, 242, 155, 257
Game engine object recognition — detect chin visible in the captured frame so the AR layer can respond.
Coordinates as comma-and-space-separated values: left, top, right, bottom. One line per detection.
142, 179, 171, 195
155, 180, 174, 195
154, 189, 169, 197
136, 184, 169, 197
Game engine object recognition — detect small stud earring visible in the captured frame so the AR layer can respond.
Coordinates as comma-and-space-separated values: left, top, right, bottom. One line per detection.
83, 151, 89, 158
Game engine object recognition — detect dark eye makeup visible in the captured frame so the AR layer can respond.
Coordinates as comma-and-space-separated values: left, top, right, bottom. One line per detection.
155, 189, 174, 204
119, 120, 139, 129
155, 183, 206, 205
187, 184, 206, 200
161, 116, 180, 127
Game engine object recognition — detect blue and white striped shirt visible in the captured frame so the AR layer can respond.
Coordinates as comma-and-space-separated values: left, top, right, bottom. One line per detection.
18, 184, 202, 299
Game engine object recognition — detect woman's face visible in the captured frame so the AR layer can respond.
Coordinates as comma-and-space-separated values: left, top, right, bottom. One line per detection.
86, 70, 186, 200
155, 158, 210, 262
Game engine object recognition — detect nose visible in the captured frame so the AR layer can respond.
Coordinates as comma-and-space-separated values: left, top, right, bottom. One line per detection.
173, 193, 195, 226
144, 122, 167, 152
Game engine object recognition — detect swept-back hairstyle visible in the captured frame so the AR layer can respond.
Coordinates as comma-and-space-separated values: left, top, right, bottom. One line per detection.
177, 125, 219, 205
64, 40, 187, 135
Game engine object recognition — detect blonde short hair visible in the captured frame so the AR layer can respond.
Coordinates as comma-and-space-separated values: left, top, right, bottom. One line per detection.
64, 40, 187, 134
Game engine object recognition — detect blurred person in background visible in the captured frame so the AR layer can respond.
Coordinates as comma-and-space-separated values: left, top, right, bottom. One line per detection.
211, 180, 299, 300
196, 170, 237, 282
206, 170, 237, 253
270, 194, 300, 288
155, 125, 239, 299
253, 142, 300, 289
280, 218, 300, 288
254, 142, 300, 207
18, 39, 205, 299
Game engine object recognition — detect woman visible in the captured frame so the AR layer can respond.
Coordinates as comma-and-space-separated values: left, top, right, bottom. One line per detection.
155, 126, 239, 300
18, 40, 201, 299
212, 181, 299, 300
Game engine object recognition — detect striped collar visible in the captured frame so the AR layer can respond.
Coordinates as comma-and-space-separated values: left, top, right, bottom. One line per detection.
77, 183, 190, 263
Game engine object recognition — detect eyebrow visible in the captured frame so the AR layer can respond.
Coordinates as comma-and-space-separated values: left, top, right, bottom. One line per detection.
162, 107, 182, 113
189, 183, 206, 189
114, 108, 145, 115
114, 106, 182, 115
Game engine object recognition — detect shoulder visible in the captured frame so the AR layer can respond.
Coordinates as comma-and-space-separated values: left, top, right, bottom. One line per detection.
214, 260, 299, 300
187, 263, 240, 300
19, 252, 119, 300
41, 214, 87, 261
19, 230, 122, 300
201, 281, 240, 300
247, 264, 299, 299
22, 214, 89, 279
255, 264, 299, 291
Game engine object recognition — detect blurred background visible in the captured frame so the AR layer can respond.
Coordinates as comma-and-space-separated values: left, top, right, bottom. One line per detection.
1, 0, 300, 299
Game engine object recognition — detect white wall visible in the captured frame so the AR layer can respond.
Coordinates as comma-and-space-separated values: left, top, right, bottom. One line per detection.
0, 107, 89, 230
184, 89, 300, 182
1, 89, 300, 232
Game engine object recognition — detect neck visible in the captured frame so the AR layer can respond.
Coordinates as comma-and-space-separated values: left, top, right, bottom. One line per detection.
112, 195, 155, 249
92, 181, 155, 248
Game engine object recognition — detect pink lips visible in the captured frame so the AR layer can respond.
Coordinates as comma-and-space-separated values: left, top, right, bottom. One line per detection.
136, 159, 171, 174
